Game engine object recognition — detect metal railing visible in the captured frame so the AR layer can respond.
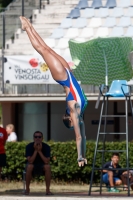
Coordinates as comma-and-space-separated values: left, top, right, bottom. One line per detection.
0, 0, 50, 48
0, 0, 51, 94
2, 84, 99, 95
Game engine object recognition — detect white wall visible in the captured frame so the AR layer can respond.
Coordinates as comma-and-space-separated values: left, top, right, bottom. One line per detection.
18, 102, 47, 141
3, 100, 133, 142
51, 102, 75, 141
84, 101, 114, 141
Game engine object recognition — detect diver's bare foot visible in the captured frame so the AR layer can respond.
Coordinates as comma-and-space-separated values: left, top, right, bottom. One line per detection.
19, 16, 29, 31
23, 17, 32, 28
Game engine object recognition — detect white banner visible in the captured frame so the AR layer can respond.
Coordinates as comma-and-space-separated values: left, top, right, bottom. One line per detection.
4, 55, 58, 84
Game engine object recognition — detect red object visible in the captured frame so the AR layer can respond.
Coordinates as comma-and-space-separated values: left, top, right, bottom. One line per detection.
68, 62, 74, 67
29, 58, 38, 67
0, 127, 8, 154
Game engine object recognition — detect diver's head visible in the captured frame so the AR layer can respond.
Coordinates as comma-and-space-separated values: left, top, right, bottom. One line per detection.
62, 113, 74, 129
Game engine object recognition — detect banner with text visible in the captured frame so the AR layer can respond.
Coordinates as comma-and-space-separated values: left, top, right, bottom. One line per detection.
4, 55, 57, 84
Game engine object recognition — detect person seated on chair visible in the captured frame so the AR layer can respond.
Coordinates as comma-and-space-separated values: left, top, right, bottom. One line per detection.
121, 170, 133, 191
25, 131, 53, 195
102, 152, 123, 193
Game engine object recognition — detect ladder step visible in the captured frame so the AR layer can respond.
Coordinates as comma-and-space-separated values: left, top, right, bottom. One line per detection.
102, 115, 126, 117
100, 132, 126, 135
97, 150, 126, 152
90, 185, 126, 189
94, 167, 131, 170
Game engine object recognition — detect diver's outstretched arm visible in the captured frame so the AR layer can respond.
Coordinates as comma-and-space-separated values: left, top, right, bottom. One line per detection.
69, 102, 86, 166
80, 119, 87, 164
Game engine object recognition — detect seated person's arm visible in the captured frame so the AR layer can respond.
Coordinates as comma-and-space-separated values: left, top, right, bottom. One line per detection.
26, 143, 38, 164
38, 143, 50, 164
122, 171, 128, 175
38, 154, 50, 164
121, 170, 132, 178
27, 152, 38, 164
103, 169, 108, 173
102, 162, 109, 173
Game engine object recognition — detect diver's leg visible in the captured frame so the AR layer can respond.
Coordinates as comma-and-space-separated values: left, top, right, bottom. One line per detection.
19, 16, 67, 81
23, 17, 70, 70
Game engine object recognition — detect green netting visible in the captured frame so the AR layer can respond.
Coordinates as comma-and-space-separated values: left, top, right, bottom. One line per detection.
69, 37, 133, 86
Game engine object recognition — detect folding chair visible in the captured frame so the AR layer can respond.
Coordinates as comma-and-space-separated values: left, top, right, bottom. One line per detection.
60, 18, 72, 28
73, 17, 87, 28
117, 0, 131, 8
50, 28, 64, 39
23, 170, 26, 192
125, 26, 133, 37
110, 7, 124, 17
103, 17, 116, 27
110, 27, 124, 37
81, 8, 94, 18
125, 7, 133, 17
76, 0, 89, 9
95, 8, 109, 18
91, 0, 103, 9
105, 0, 117, 8
67, 8, 80, 19
117, 17, 131, 27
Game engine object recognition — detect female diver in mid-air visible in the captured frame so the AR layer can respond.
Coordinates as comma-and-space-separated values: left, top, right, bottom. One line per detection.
19, 16, 88, 167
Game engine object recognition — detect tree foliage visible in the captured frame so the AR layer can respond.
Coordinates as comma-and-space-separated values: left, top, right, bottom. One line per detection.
0, 0, 13, 9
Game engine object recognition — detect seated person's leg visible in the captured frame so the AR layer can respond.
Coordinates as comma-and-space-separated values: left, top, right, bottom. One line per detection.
108, 171, 114, 187
102, 173, 109, 187
121, 173, 131, 191
130, 175, 133, 190
113, 177, 122, 186
25, 164, 34, 194
33, 164, 44, 176
107, 171, 119, 192
43, 164, 52, 194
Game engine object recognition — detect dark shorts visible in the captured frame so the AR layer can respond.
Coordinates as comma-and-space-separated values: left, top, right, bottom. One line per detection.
0, 154, 6, 167
26, 163, 45, 176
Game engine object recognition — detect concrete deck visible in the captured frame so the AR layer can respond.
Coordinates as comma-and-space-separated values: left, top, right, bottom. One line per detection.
0, 191, 133, 200
0, 196, 133, 200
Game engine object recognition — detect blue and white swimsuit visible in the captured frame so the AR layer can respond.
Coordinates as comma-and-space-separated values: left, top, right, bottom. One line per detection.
56, 68, 88, 115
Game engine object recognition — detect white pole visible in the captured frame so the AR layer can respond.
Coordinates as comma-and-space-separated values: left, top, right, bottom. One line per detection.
103, 49, 108, 86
